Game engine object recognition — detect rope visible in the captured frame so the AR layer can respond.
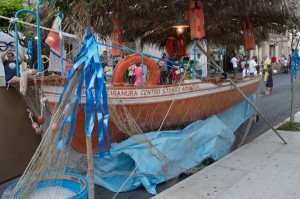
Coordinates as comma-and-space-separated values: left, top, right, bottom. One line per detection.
0, 15, 77, 39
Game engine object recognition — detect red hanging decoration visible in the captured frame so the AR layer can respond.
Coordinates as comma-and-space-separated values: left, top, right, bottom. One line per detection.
166, 36, 176, 58
176, 34, 187, 57
242, 18, 256, 50
187, 0, 205, 40
110, 17, 123, 57
166, 34, 187, 60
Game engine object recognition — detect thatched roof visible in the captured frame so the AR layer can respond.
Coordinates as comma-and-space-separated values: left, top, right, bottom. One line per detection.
39, 0, 300, 50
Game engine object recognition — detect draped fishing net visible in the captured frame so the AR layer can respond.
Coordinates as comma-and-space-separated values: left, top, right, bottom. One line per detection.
5, 33, 297, 198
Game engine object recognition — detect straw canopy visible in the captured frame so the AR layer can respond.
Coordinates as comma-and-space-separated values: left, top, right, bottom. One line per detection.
40, 0, 300, 50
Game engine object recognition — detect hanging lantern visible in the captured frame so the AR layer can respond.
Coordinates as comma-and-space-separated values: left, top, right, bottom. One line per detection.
172, 15, 189, 35
242, 18, 255, 50
187, 0, 205, 40
110, 17, 123, 57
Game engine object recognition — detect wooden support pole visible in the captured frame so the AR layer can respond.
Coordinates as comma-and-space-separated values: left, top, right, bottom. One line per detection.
239, 92, 259, 147
86, 136, 95, 199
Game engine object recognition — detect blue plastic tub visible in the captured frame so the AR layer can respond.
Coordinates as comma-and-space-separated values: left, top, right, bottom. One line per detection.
2, 168, 88, 199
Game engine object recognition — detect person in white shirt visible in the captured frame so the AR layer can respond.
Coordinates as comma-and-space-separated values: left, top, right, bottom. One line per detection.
230, 55, 238, 79
195, 53, 202, 79
248, 56, 258, 76
283, 58, 289, 74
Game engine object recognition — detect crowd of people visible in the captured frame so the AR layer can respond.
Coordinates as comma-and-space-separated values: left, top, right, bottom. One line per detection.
0, 45, 292, 94
230, 53, 292, 95
99, 51, 207, 86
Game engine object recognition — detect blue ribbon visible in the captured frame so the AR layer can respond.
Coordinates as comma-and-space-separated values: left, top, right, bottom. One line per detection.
291, 49, 300, 79
26, 38, 33, 57
57, 29, 110, 158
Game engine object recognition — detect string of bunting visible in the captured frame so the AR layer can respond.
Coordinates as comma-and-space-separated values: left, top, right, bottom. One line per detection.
57, 28, 110, 157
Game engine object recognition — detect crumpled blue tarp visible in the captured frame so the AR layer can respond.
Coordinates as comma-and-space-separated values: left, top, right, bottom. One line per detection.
94, 94, 255, 194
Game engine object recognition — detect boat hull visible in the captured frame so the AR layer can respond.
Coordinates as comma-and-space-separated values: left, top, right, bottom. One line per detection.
39, 77, 260, 153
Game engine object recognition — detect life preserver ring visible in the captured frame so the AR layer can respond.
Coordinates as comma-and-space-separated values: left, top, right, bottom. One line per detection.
166, 34, 187, 60
242, 18, 255, 50
187, 0, 205, 40
112, 54, 160, 86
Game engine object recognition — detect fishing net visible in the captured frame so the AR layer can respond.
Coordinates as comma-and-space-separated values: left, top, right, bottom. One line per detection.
5, 30, 297, 199
6, 71, 85, 199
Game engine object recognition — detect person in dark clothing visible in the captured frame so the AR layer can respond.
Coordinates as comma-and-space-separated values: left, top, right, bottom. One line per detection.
165, 53, 174, 84
158, 60, 168, 84
1, 46, 24, 85
266, 64, 273, 95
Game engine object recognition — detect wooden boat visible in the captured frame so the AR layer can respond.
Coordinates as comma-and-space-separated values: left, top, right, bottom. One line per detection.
20, 74, 260, 153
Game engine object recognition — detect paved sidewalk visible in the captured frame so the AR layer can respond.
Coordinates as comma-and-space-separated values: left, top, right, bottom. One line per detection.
152, 113, 300, 199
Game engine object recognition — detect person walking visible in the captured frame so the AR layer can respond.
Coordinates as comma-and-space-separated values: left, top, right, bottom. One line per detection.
266, 64, 273, 95
230, 55, 238, 79
248, 56, 258, 76
263, 54, 271, 83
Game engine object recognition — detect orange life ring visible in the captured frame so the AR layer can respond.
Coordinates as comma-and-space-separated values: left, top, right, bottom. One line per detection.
112, 54, 160, 86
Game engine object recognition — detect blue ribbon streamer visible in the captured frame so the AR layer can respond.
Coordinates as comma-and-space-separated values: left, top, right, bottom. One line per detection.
291, 49, 300, 79
57, 29, 110, 158
26, 38, 33, 57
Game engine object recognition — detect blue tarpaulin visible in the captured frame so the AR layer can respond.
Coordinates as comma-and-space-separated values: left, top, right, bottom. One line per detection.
94, 94, 256, 194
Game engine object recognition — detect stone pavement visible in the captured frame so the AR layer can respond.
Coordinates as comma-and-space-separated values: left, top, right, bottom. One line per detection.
152, 112, 300, 199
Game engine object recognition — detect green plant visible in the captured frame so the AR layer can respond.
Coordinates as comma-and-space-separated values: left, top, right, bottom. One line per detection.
277, 122, 300, 132
0, 0, 24, 29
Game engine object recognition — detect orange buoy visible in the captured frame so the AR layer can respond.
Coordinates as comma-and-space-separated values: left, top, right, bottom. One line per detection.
187, 0, 205, 40
242, 18, 255, 50
112, 54, 160, 86
37, 116, 45, 125
35, 127, 43, 135
51, 123, 59, 132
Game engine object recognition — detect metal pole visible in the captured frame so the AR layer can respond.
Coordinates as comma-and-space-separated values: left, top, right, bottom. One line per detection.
14, 10, 37, 76
36, 1, 43, 72
192, 40, 196, 79
290, 67, 296, 124
196, 41, 287, 144
59, 12, 64, 76
289, 36, 299, 124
